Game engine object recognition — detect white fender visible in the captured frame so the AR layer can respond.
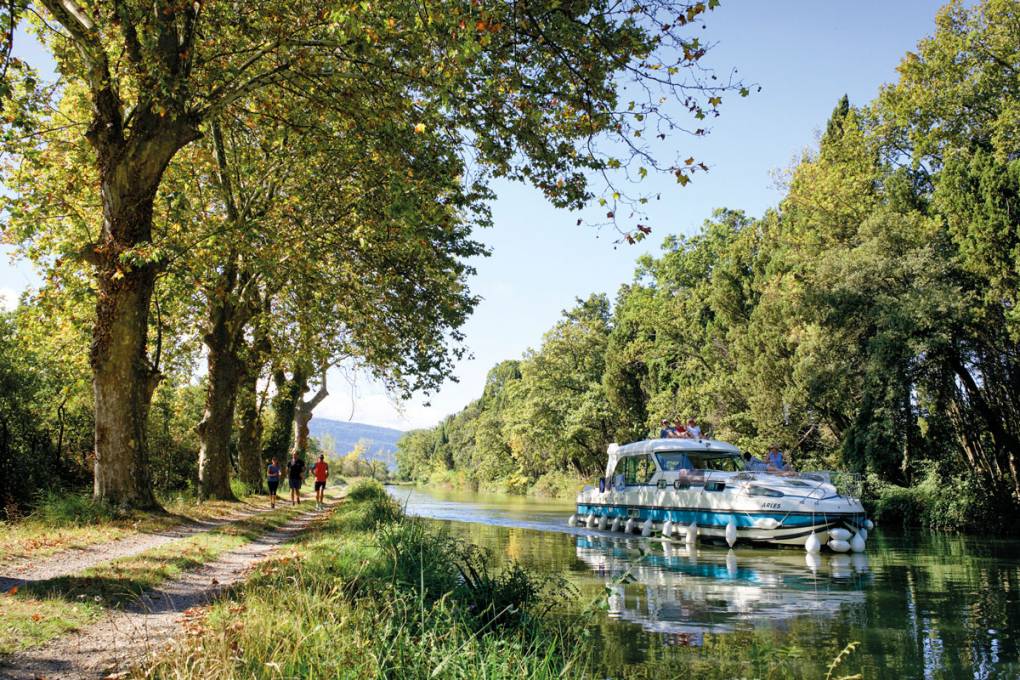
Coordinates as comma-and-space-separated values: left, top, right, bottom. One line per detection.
610, 517, 621, 532
864, 519, 874, 531
753, 517, 780, 530
804, 532, 821, 554
641, 518, 653, 537
662, 520, 674, 538
829, 538, 851, 553
857, 527, 868, 541
686, 522, 698, 544
586, 513, 597, 528
598, 515, 608, 531
725, 520, 737, 547
829, 528, 851, 542
624, 518, 635, 534
850, 533, 866, 553
567, 514, 576, 528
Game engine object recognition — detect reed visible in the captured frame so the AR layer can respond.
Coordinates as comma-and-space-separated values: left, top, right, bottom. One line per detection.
138, 480, 592, 679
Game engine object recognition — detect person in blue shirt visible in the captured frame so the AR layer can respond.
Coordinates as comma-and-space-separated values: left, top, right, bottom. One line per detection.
766, 445, 785, 471
658, 419, 674, 438
742, 451, 767, 472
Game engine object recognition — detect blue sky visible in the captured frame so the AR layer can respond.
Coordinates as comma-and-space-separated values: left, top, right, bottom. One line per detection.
0, 1, 948, 431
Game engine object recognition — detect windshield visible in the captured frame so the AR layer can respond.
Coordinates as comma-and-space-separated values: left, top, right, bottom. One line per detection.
656, 451, 743, 472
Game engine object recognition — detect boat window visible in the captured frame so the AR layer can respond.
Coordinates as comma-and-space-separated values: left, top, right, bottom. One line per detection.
657, 451, 742, 472
620, 455, 657, 485
656, 452, 694, 471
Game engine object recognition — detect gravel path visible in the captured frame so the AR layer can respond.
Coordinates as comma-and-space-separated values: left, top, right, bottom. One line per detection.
0, 504, 273, 594
0, 502, 333, 680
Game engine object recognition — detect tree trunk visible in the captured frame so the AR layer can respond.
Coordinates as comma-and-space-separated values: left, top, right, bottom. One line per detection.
263, 369, 303, 461
88, 113, 198, 508
236, 364, 264, 491
91, 192, 162, 509
197, 341, 242, 500
290, 369, 329, 459
196, 255, 247, 500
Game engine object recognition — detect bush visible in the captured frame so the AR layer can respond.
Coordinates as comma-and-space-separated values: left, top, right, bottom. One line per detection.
866, 466, 991, 532
29, 490, 116, 526
335, 479, 402, 530
376, 516, 575, 631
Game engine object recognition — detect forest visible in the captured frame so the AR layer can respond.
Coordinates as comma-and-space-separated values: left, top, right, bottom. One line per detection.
396, 0, 1020, 533
0, 0, 746, 516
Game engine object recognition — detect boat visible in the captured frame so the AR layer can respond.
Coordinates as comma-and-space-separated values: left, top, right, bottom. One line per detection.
569, 438, 871, 552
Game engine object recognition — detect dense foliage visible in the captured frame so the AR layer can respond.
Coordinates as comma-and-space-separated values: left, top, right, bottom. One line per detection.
0, 1, 741, 512
397, 0, 1020, 532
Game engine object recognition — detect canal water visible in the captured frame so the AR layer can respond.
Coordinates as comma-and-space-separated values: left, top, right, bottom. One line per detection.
387, 485, 1020, 679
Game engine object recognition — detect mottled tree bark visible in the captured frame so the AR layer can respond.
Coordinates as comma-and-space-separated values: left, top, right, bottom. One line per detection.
263, 369, 303, 462
236, 368, 264, 491
89, 120, 199, 508
290, 369, 329, 459
196, 317, 242, 500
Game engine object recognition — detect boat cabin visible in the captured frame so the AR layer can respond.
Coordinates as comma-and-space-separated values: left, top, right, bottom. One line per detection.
604, 438, 743, 490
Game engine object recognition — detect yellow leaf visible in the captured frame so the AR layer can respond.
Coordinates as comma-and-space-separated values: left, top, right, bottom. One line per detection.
413, 123, 426, 134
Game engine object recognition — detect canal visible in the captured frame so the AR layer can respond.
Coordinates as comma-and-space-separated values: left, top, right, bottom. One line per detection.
387, 485, 1020, 679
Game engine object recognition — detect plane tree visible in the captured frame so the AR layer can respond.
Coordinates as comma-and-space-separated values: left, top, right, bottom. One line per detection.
2, 0, 743, 507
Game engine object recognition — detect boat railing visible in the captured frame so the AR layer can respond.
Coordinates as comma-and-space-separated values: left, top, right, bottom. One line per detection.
798, 470, 863, 501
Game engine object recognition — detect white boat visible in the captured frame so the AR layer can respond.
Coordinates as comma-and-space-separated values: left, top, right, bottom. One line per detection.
571, 438, 870, 551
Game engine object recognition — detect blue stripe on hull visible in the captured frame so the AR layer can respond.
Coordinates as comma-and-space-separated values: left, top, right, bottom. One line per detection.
576, 504, 859, 529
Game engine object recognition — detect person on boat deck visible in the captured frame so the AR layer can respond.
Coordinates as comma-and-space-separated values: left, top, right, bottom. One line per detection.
669, 419, 687, 438
766, 445, 786, 471
686, 418, 702, 439
659, 419, 674, 438
742, 451, 768, 472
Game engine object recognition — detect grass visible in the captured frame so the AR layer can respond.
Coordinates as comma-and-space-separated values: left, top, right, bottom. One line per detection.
137, 480, 593, 679
0, 488, 285, 567
1, 491, 338, 657
0, 596, 99, 655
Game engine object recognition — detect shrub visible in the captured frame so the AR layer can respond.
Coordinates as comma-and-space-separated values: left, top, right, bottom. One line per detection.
376, 517, 575, 631
29, 490, 116, 526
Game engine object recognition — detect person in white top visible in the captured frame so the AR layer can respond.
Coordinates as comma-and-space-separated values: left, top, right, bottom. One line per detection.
686, 418, 702, 439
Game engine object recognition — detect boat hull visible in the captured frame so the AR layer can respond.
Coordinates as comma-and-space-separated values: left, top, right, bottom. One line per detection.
575, 501, 865, 547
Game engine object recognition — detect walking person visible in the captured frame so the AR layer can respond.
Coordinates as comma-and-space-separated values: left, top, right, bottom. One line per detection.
266, 457, 282, 508
312, 454, 329, 510
287, 452, 306, 506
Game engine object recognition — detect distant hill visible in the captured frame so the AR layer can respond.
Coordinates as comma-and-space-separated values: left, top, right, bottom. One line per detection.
308, 417, 403, 470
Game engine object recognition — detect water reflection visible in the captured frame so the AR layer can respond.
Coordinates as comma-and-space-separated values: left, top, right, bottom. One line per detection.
576, 533, 868, 638
388, 484, 1020, 679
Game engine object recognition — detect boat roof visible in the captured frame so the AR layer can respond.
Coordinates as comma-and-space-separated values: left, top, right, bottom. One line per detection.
612, 438, 741, 456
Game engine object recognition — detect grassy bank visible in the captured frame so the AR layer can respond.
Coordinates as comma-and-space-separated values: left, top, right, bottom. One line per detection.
137, 480, 592, 679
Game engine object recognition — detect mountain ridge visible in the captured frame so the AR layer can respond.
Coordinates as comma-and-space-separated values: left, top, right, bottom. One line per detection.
308, 417, 404, 469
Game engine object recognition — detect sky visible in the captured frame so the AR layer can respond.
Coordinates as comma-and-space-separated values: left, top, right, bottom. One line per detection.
0, 1, 948, 432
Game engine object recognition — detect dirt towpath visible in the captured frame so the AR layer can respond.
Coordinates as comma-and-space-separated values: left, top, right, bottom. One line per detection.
0, 502, 334, 680
0, 504, 275, 594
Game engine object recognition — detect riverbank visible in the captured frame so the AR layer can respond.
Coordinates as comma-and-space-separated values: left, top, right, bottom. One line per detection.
134, 480, 594, 678
421, 468, 587, 500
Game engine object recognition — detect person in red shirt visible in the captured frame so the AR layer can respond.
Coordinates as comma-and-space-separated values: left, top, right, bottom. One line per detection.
312, 454, 329, 510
